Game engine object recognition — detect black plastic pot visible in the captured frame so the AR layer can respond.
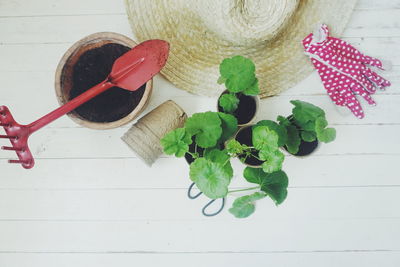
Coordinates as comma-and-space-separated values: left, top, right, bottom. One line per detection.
217, 91, 259, 126
184, 138, 205, 165
234, 125, 264, 167
284, 116, 319, 156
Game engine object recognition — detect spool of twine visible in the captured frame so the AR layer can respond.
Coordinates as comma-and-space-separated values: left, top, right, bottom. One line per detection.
121, 100, 187, 166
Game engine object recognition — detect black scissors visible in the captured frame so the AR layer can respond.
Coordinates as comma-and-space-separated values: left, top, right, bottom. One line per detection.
187, 182, 225, 217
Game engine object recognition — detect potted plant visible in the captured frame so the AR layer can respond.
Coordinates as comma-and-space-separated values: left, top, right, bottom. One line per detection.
160, 112, 289, 218
277, 100, 336, 156
160, 54, 336, 218
225, 123, 289, 218
160, 111, 238, 197
217, 55, 260, 126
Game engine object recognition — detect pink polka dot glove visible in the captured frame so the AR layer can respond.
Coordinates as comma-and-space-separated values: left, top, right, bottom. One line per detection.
302, 24, 391, 119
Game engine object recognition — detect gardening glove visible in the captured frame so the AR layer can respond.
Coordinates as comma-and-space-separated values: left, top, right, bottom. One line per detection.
302, 24, 391, 119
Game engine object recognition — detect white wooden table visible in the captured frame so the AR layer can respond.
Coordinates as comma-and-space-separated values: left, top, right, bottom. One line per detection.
0, 0, 399, 266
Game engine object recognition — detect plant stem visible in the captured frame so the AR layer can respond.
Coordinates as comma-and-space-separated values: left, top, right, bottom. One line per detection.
228, 186, 260, 194
243, 149, 263, 161
187, 152, 198, 159
222, 158, 231, 166
250, 153, 262, 161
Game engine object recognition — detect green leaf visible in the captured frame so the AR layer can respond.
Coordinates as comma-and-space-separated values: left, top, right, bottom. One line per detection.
243, 78, 260, 96
160, 128, 192, 157
252, 126, 279, 151
285, 125, 301, 154
185, 112, 222, 148
291, 100, 325, 131
301, 130, 317, 142
204, 149, 234, 180
315, 117, 336, 143
260, 171, 289, 205
217, 76, 226, 85
256, 120, 288, 147
217, 112, 238, 142
226, 139, 246, 155
219, 93, 239, 113
260, 150, 285, 173
219, 55, 256, 93
229, 192, 266, 218
277, 115, 291, 127
243, 167, 267, 185
291, 100, 325, 122
189, 158, 233, 199
301, 120, 316, 132
204, 149, 229, 164
243, 168, 289, 205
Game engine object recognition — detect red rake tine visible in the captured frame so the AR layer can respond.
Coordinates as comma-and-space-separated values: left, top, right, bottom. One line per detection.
1, 146, 23, 151
0, 135, 17, 139
9, 160, 29, 164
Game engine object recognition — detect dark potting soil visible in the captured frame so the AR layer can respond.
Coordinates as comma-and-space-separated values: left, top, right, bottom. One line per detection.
283, 116, 319, 156
184, 139, 205, 165
218, 93, 256, 125
235, 126, 264, 166
184, 137, 224, 165
69, 43, 146, 123
286, 139, 319, 156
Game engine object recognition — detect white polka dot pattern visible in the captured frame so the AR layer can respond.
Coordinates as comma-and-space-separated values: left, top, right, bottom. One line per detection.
302, 24, 391, 119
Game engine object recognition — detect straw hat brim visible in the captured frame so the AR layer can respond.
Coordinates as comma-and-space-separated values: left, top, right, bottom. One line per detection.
125, 0, 357, 98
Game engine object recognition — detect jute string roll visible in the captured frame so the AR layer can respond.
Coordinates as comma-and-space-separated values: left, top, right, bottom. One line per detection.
122, 100, 187, 166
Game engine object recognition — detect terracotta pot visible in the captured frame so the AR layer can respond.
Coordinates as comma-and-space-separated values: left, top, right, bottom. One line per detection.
55, 32, 153, 129
217, 90, 259, 127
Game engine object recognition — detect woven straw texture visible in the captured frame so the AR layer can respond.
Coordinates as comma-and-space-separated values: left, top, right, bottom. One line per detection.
125, 0, 357, 98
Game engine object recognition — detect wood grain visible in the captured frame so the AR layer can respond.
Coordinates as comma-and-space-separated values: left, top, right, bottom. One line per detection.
0, 0, 399, 266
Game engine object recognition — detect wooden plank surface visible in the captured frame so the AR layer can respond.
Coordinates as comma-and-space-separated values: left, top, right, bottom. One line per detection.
0, 0, 399, 266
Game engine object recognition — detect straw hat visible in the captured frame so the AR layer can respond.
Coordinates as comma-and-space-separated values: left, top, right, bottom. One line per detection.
125, 0, 357, 98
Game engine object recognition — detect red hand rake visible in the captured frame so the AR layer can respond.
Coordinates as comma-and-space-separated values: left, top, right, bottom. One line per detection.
0, 39, 169, 169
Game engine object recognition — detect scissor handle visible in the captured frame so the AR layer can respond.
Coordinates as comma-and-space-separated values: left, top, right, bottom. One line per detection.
188, 182, 202, 199
187, 182, 225, 217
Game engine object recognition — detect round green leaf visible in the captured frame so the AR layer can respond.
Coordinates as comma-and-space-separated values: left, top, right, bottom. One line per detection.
229, 192, 266, 218
189, 158, 233, 199
243, 168, 289, 205
255, 120, 288, 147
243, 78, 260, 96
252, 125, 279, 151
219, 56, 256, 93
243, 167, 267, 185
301, 130, 317, 142
185, 112, 222, 148
291, 100, 325, 125
277, 115, 291, 127
160, 128, 192, 157
204, 149, 230, 164
217, 112, 238, 142
260, 150, 284, 173
259, 171, 289, 205
315, 117, 336, 143
285, 125, 301, 154
219, 93, 239, 113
